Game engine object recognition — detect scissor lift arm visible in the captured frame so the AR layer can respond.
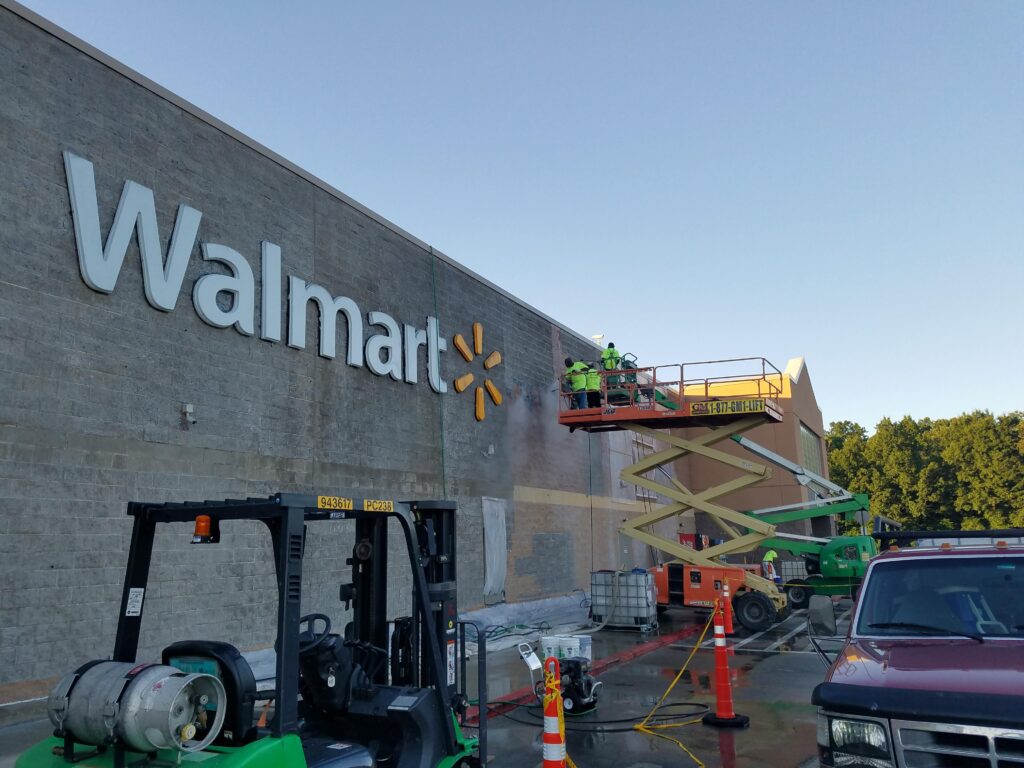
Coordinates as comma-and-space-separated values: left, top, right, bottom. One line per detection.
618, 418, 785, 609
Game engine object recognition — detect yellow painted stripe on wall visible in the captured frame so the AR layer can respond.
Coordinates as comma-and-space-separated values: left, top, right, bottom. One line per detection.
513, 485, 650, 514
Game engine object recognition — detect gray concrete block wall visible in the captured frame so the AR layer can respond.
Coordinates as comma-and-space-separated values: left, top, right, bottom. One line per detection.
0, 5, 611, 691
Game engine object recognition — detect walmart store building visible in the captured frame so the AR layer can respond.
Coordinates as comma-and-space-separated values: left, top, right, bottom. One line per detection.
0, 1, 650, 708
0, 1, 831, 713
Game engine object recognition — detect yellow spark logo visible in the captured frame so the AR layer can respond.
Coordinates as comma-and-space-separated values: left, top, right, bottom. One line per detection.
452, 322, 503, 421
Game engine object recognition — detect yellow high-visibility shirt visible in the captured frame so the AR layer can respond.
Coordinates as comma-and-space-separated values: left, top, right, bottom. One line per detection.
564, 362, 588, 391
601, 347, 621, 371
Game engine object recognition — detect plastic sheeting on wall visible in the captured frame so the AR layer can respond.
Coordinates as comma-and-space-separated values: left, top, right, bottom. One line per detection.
482, 497, 508, 601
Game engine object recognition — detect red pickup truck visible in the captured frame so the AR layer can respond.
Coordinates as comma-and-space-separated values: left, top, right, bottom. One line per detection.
810, 540, 1024, 767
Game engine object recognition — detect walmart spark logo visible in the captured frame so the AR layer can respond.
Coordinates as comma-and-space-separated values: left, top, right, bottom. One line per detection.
452, 322, 503, 421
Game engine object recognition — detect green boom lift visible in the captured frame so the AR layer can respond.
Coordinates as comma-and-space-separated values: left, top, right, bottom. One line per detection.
731, 435, 892, 609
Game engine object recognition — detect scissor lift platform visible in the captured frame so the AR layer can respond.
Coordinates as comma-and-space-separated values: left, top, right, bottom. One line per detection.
557, 358, 784, 432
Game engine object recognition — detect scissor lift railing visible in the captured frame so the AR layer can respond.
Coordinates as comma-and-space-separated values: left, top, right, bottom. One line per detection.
557, 357, 784, 432
558, 357, 789, 611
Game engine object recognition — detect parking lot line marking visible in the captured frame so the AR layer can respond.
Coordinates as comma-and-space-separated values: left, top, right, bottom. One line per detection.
734, 608, 804, 648
763, 622, 807, 652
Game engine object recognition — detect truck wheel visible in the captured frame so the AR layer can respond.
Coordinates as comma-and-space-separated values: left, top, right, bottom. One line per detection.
734, 591, 777, 632
786, 579, 811, 610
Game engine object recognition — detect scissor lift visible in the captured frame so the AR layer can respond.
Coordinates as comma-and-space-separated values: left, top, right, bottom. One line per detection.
558, 358, 792, 630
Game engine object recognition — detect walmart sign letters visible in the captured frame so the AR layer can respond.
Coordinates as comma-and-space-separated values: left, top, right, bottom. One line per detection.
62, 151, 447, 393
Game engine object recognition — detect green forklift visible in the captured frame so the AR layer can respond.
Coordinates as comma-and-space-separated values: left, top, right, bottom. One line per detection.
17, 493, 486, 768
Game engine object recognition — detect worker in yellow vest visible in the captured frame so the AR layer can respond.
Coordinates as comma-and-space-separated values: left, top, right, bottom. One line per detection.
563, 357, 589, 409
601, 342, 621, 371
601, 343, 621, 387
762, 548, 780, 584
585, 364, 602, 408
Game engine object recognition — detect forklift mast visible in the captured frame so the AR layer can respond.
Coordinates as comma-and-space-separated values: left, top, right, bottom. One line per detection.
409, 501, 460, 702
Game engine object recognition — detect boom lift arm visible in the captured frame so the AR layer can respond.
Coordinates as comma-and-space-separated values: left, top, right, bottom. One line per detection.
728, 435, 873, 555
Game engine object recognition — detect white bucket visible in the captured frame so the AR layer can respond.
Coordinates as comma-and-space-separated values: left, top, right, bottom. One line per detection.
575, 635, 592, 662
540, 636, 561, 660
558, 635, 581, 659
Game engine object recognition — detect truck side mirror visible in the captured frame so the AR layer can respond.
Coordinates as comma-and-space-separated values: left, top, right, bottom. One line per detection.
807, 595, 838, 637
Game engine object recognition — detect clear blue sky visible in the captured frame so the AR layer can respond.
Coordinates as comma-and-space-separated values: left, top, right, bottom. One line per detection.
21, 1, 1024, 430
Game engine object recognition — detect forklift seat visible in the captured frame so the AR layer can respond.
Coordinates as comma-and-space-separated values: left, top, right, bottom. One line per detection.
162, 640, 258, 746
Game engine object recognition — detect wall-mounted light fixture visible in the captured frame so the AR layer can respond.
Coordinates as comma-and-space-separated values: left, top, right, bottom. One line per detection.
180, 402, 196, 429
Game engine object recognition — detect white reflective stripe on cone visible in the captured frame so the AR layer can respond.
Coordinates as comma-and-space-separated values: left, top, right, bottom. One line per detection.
543, 743, 567, 760
715, 636, 727, 647
544, 716, 561, 733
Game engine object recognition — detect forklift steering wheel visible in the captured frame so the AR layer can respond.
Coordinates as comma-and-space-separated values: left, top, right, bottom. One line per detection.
298, 613, 332, 653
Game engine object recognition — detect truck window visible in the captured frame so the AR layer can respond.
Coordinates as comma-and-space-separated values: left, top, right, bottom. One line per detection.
856, 555, 1024, 638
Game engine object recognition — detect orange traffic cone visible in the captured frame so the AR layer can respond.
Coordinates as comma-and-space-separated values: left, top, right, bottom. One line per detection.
542, 657, 567, 768
702, 600, 749, 728
722, 579, 735, 636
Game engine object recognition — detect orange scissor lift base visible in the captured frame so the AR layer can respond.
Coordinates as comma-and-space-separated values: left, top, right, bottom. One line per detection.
557, 358, 785, 432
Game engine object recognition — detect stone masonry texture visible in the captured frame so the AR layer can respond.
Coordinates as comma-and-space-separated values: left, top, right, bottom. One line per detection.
0, 5, 624, 692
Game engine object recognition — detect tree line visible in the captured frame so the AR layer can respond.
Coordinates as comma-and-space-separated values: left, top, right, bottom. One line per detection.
826, 412, 1024, 532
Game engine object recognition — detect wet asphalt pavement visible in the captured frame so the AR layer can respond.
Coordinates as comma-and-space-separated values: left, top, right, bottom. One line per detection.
478, 604, 850, 768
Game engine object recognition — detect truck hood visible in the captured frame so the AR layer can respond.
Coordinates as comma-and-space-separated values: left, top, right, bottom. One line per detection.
832, 638, 1024, 696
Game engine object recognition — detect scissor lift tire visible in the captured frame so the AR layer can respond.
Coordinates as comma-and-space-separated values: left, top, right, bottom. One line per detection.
734, 591, 777, 632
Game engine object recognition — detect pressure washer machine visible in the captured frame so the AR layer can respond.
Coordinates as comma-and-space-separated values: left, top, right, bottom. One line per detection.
522, 643, 601, 713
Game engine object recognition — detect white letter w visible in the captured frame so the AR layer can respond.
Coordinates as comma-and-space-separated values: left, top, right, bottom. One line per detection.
63, 151, 201, 311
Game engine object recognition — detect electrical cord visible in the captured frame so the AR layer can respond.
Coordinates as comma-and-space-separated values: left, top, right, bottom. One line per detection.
632, 606, 717, 766
463, 622, 557, 644
569, 588, 591, 609
487, 701, 708, 732
485, 622, 552, 640
463, 589, 593, 642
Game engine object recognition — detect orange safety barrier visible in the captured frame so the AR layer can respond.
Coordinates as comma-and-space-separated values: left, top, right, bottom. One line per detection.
701, 600, 749, 729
